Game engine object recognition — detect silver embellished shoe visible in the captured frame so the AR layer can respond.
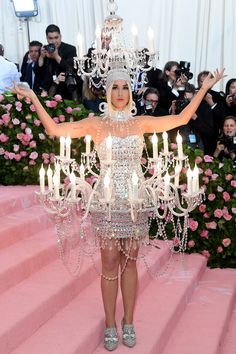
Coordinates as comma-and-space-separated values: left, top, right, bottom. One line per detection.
121, 320, 136, 348
104, 327, 119, 351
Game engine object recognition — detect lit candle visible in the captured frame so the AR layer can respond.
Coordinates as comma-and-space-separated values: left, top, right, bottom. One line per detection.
77, 33, 84, 59
151, 131, 158, 159
55, 162, 61, 186
79, 163, 85, 180
70, 172, 76, 199
164, 172, 170, 198
147, 27, 154, 53
65, 134, 71, 160
162, 131, 169, 154
95, 25, 101, 51
53, 172, 60, 199
131, 24, 138, 50
104, 173, 111, 201
176, 131, 183, 159
106, 133, 112, 162
192, 164, 199, 193
85, 135, 91, 155
47, 165, 53, 191
132, 171, 139, 199
187, 167, 193, 195
59, 136, 65, 158
39, 164, 45, 194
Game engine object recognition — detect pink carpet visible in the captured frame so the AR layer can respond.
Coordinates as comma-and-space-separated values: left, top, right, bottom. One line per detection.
0, 185, 235, 354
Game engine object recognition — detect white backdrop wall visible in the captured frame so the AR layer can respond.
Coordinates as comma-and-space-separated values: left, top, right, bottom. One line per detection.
0, 0, 235, 90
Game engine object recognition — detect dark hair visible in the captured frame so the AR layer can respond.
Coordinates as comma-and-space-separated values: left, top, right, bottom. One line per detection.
225, 78, 236, 95
29, 40, 42, 48
223, 115, 236, 124
161, 61, 179, 81
185, 83, 196, 94
0, 44, 4, 56
46, 24, 60, 35
143, 87, 160, 100
197, 70, 211, 87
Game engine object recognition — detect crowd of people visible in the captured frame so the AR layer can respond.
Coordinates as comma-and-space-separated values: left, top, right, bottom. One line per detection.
0, 23, 235, 163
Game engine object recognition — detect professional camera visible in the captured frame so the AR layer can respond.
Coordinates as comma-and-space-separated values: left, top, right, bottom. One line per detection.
175, 61, 193, 80
65, 68, 77, 89
175, 98, 190, 114
44, 43, 56, 53
219, 135, 236, 154
229, 93, 236, 103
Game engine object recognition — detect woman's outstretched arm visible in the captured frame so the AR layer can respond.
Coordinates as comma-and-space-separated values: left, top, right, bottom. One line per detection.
12, 86, 94, 138
140, 69, 226, 133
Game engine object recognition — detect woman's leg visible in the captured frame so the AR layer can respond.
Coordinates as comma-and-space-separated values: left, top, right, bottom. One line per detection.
120, 240, 139, 324
100, 242, 120, 328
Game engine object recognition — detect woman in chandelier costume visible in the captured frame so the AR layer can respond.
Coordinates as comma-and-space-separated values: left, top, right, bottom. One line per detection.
14, 67, 224, 351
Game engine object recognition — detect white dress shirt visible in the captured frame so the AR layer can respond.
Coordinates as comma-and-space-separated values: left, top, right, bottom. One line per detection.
0, 56, 21, 93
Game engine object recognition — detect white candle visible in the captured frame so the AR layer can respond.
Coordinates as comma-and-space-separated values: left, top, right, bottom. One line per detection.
39, 164, 45, 194
176, 131, 183, 159
104, 173, 111, 201
47, 165, 53, 191
131, 24, 138, 50
151, 132, 158, 159
95, 25, 101, 51
77, 33, 84, 59
162, 131, 169, 154
106, 133, 112, 162
174, 163, 181, 187
65, 134, 71, 160
147, 27, 154, 53
79, 163, 85, 180
132, 171, 139, 199
187, 167, 193, 195
192, 164, 199, 193
70, 172, 76, 199
53, 172, 60, 199
85, 135, 91, 155
164, 172, 170, 198
55, 162, 61, 186
59, 136, 65, 158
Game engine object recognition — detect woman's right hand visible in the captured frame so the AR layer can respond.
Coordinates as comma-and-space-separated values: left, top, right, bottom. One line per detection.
12, 82, 35, 101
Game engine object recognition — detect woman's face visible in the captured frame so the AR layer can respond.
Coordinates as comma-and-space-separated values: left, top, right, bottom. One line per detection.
229, 81, 236, 94
223, 119, 236, 136
110, 80, 130, 110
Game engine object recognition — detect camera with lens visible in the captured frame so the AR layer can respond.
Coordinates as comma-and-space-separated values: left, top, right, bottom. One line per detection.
175, 61, 193, 80
219, 135, 236, 154
65, 68, 77, 89
229, 93, 236, 103
44, 43, 56, 53
175, 98, 190, 114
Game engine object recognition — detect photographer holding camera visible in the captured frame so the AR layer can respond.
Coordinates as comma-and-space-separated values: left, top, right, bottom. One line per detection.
224, 78, 236, 117
155, 61, 192, 111
37, 24, 81, 100
213, 116, 236, 163
135, 87, 168, 116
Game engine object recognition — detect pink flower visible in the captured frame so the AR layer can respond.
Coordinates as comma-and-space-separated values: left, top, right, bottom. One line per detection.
29, 104, 36, 112
38, 133, 46, 140
0, 148, 5, 155
199, 204, 206, 213
42, 153, 49, 159
8, 152, 15, 159
34, 119, 41, 126
141, 157, 147, 164
54, 94, 62, 102
200, 229, 209, 238
222, 238, 231, 247
148, 167, 154, 175
232, 208, 236, 214
2, 113, 10, 125
203, 155, 213, 162
15, 101, 22, 111
0, 94, 4, 102
14, 154, 21, 161
25, 127, 32, 134
59, 114, 65, 122
202, 176, 209, 184
29, 160, 36, 165
29, 141, 37, 148
211, 174, 219, 181
223, 213, 232, 221
13, 144, 19, 152
65, 107, 73, 114
203, 212, 209, 219
214, 209, 223, 218
21, 122, 26, 130
217, 186, 223, 192
223, 191, 230, 202
0, 133, 9, 142
20, 151, 27, 157
40, 91, 48, 97
25, 97, 31, 104
170, 143, 177, 150
217, 246, 223, 253
29, 151, 38, 160
46, 100, 57, 108
205, 168, 213, 176
188, 240, 195, 248
195, 156, 203, 164
53, 117, 59, 123
230, 180, 236, 187
202, 250, 210, 258
225, 174, 233, 181
73, 107, 81, 111
208, 193, 216, 201
188, 218, 198, 231
5, 103, 12, 111
12, 118, 20, 125
205, 221, 217, 229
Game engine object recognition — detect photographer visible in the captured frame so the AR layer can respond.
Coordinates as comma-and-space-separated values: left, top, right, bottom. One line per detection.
135, 87, 168, 116
213, 116, 236, 163
156, 61, 192, 111
224, 78, 236, 117
37, 24, 81, 99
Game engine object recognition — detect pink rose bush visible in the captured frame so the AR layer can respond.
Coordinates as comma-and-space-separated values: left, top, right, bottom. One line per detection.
0, 91, 89, 185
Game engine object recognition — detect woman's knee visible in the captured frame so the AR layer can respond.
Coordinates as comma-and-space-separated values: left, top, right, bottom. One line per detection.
101, 250, 120, 273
